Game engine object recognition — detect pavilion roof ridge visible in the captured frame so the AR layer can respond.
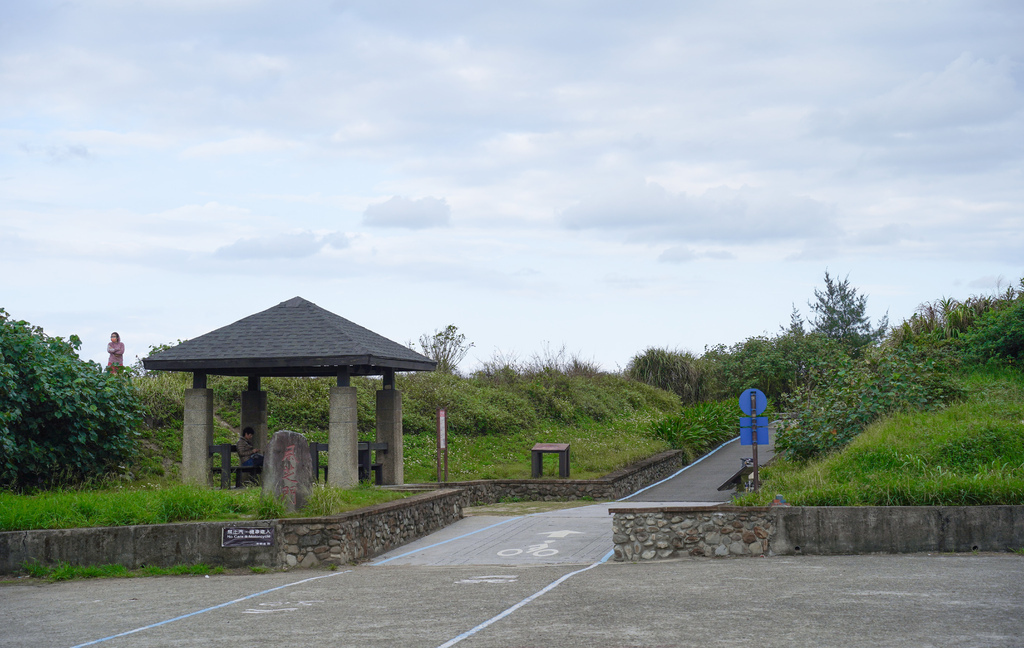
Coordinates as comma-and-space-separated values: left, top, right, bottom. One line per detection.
142, 296, 437, 377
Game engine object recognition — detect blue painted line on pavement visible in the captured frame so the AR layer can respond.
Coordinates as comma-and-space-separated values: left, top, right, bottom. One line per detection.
618, 435, 740, 501
69, 570, 351, 648
434, 549, 616, 648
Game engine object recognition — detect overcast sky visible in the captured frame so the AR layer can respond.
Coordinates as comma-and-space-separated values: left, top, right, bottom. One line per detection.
2, 1, 1022, 373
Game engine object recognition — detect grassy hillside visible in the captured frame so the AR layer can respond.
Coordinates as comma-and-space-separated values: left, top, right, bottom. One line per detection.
129, 368, 687, 483
738, 367, 1024, 506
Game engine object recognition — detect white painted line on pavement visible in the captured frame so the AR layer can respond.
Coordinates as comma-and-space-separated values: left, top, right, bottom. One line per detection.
68, 570, 351, 648
370, 516, 520, 565
618, 435, 740, 501
434, 549, 616, 648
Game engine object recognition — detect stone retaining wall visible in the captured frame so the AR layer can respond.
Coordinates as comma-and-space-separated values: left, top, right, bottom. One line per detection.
420, 449, 684, 507
278, 489, 463, 567
610, 504, 1024, 561
612, 507, 773, 561
0, 489, 462, 574
0, 451, 683, 574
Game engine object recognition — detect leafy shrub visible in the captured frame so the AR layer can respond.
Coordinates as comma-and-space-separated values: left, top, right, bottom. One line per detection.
774, 345, 963, 460
649, 399, 738, 463
701, 331, 842, 402
0, 310, 143, 489
961, 297, 1024, 366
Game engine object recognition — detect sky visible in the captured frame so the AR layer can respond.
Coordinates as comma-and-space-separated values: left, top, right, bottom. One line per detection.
1, 0, 1022, 373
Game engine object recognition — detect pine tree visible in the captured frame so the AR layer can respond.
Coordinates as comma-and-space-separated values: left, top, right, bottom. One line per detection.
808, 271, 888, 354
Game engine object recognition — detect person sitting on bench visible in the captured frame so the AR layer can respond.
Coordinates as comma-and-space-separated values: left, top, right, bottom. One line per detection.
237, 427, 264, 467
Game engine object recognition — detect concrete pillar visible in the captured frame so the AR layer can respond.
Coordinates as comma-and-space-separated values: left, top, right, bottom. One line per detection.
241, 390, 268, 451
328, 386, 359, 488
182, 388, 214, 486
376, 388, 403, 485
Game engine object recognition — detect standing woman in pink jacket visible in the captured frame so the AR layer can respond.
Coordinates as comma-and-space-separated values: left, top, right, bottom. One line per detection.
107, 332, 124, 373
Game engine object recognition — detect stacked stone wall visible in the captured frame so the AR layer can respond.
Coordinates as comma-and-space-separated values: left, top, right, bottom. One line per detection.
429, 449, 684, 508
613, 507, 773, 561
0, 450, 684, 574
278, 489, 463, 567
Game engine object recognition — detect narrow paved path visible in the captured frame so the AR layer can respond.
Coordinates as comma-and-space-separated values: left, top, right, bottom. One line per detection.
373, 435, 774, 566
623, 435, 775, 504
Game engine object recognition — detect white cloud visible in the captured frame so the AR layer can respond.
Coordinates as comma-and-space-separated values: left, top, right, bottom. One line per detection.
214, 231, 348, 260
182, 134, 302, 158
560, 182, 838, 244
658, 246, 736, 264
362, 196, 452, 229
818, 54, 1021, 136
1, 1, 1023, 372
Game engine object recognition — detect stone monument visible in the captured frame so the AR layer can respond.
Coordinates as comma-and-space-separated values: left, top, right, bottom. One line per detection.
262, 430, 314, 512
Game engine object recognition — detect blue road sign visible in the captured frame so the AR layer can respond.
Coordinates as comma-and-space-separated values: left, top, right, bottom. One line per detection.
738, 388, 767, 415
740, 427, 768, 446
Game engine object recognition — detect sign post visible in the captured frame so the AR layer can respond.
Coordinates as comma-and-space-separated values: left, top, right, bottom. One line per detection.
437, 408, 448, 483
738, 388, 768, 492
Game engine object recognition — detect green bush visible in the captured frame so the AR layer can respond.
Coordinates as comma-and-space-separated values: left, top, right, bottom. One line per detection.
701, 331, 843, 402
961, 297, 1024, 366
649, 399, 738, 463
0, 310, 143, 489
774, 345, 963, 460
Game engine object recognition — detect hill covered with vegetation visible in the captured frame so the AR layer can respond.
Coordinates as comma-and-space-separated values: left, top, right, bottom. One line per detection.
3, 272, 1022, 509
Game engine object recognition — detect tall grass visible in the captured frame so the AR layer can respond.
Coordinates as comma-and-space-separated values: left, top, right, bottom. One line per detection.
625, 347, 707, 404
0, 483, 408, 531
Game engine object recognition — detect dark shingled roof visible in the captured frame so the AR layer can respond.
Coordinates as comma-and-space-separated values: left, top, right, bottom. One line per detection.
142, 297, 436, 377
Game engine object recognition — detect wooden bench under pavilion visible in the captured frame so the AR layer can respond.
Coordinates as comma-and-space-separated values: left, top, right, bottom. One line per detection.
142, 297, 436, 488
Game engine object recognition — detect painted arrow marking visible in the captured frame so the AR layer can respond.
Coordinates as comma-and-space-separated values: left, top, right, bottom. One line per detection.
540, 531, 584, 539
455, 575, 519, 584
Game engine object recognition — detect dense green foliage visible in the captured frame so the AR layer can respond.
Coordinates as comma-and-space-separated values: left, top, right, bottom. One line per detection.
700, 331, 842, 402
961, 297, 1024, 365
738, 368, 1024, 505
773, 345, 964, 460
0, 310, 143, 489
648, 399, 741, 463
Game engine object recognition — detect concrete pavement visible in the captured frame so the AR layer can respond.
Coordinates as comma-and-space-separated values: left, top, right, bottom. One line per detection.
2, 554, 1020, 647
5, 437, 1020, 647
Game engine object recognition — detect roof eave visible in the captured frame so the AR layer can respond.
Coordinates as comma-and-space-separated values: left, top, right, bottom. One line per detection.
142, 354, 438, 376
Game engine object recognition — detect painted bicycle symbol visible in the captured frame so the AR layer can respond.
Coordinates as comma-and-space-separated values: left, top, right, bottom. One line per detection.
496, 530, 582, 558
497, 542, 559, 557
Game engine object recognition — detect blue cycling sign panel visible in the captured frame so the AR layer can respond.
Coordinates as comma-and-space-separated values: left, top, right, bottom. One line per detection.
740, 427, 768, 446
739, 388, 767, 415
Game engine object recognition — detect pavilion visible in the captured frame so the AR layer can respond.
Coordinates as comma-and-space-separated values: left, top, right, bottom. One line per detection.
142, 297, 436, 487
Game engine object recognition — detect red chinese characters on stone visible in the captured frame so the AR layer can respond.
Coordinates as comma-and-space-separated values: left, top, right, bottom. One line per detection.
281, 444, 298, 508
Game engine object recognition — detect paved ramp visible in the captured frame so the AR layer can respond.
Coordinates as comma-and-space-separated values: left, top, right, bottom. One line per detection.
375, 436, 776, 566
623, 435, 775, 504
373, 505, 614, 566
